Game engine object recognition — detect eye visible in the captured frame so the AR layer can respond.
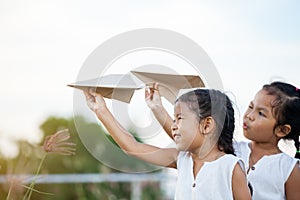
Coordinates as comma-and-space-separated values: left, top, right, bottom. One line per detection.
258, 111, 266, 117
248, 105, 253, 109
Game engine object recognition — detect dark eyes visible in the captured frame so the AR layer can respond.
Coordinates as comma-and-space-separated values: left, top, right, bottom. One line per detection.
248, 105, 266, 117
258, 111, 266, 117
173, 116, 182, 122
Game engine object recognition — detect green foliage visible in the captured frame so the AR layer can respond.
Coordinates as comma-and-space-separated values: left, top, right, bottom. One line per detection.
141, 183, 165, 200
0, 115, 164, 199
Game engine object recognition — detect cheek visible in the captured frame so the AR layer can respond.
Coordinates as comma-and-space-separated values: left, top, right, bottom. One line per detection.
254, 121, 272, 133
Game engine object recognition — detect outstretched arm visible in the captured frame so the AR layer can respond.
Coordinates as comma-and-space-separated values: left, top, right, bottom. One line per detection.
84, 89, 178, 168
145, 83, 174, 139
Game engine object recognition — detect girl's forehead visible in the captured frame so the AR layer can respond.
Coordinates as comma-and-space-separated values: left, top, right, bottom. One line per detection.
174, 101, 190, 113
254, 89, 276, 105
255, 89, 271, 98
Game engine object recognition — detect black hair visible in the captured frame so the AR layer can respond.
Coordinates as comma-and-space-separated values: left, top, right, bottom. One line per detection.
263, 81, 300, 159
176, 89, 235, 155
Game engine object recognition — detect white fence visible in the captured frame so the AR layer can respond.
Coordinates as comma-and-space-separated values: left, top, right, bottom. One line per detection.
0, 172, 177, 200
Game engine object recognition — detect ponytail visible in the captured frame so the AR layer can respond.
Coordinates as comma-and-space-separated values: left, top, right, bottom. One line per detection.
263, 82, 300, 159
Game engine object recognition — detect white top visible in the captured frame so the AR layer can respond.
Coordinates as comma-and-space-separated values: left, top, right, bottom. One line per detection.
175, 151, 244, 200
234, 141, 299, 200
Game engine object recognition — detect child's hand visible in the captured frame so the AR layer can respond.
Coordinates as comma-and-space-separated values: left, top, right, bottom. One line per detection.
145, 83, 163, 110
84, 88, 107, 114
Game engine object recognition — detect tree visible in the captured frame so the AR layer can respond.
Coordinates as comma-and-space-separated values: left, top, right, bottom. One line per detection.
0, 116, 164, 200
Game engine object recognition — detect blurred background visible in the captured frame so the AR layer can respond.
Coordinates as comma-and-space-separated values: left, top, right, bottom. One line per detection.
0, 0, 299, 199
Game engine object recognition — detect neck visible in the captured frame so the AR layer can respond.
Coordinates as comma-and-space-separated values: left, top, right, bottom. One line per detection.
250, 141, 281, 156
248, 141, 281, 169
191, 145, 224, 161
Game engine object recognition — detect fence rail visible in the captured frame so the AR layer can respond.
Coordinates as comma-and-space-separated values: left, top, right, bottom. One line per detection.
0, 172, 176, 200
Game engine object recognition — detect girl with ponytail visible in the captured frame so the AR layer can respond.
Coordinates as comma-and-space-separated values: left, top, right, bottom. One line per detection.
235, 81, 300, 199
146, 81, 300, 200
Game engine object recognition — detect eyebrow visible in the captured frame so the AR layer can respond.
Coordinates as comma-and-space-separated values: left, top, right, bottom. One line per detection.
174, 113, 183, 118
257, 107, 270, 113
250, 101, 271, 114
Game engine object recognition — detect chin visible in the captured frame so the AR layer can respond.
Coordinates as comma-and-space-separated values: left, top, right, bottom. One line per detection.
243, 133, 252, 141
176, 144, 188, 152
243, 131, 250, 138
175, 145, 182, 151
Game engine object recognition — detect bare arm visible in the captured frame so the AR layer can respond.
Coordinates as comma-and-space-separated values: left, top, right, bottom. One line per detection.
84, 89, 178, 168
145, 83, 174, 139
285, 161, 300, 200
232, 163, 252, 200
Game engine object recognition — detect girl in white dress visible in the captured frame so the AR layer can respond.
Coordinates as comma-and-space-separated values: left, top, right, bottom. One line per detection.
235, 81, 300, 200
147, 82, 300, 200
84, 87, 251, 200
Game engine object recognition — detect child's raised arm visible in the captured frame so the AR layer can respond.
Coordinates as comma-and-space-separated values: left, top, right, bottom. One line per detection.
145, 83, 174, 139
84, 89, 178, 168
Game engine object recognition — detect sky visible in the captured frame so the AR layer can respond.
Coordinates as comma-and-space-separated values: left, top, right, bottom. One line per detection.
0, 0, 300, 158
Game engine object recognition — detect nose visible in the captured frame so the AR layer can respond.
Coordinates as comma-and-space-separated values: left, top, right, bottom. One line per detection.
245, 110, 254, 121
171, 120, 178, 131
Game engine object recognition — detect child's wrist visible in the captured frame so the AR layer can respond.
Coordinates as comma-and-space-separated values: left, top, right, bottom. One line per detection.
150, 104, 163, 111
94, 105, 109, 116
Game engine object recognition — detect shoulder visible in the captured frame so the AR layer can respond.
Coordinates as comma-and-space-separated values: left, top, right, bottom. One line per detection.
232, 160, 251, 199
233, 141, 250, 150
224, 154, 246, 169
233, 140, 249, 147
222, 154, 243, 163
214, 154, 246, 173
232, 159, 247, 178
290, 160, 300, 178
176, 151, 190, 166
229, 155, 247, 188
280, 154, 300, 176
285, 160, 300, 199
221, 154, 240, 161
233, 141, 251, 155
278, 153, 299, 174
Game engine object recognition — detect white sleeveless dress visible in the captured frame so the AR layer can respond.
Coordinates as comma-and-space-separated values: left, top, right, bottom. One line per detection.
234, 141, 299, 200
175, 151, 244, 200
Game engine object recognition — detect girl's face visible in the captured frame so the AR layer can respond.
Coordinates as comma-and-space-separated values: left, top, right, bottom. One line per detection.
243, 89, 278, 143
171, 101, 203, 152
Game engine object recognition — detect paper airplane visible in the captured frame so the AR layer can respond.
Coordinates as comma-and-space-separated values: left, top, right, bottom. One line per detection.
68, 74, 143, 103
130, 70, 205, 103
68, 71, 205, 104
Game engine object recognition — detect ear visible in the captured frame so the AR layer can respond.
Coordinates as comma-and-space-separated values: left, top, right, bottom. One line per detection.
200, 117, 215, 135
275, 124, 291, 138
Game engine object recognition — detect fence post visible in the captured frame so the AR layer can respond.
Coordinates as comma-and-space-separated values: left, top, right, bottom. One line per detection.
131, 181, 142, 200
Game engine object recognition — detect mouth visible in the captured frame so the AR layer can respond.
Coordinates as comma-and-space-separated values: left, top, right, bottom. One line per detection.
243, 122, 248, 130
172, 133, 181, 142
